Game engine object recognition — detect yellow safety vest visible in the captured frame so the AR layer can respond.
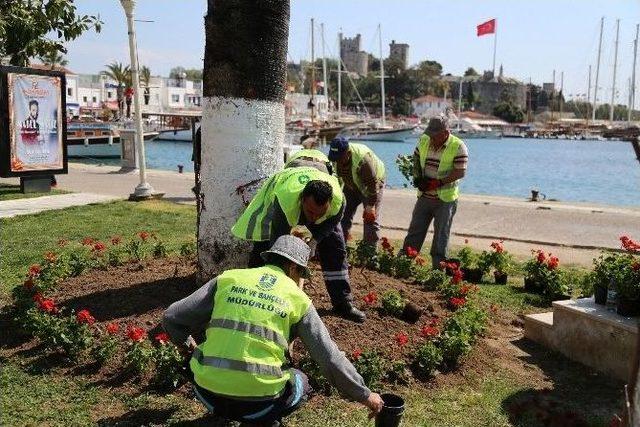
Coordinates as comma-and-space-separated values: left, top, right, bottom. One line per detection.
285, 149, 329, 166
191, 265, 311, 397
417, 134, 463, 202
345, 143, 386, 197
231, 167, 344, 241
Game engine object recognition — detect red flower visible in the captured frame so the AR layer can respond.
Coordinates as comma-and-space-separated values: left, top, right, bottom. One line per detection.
106, 323, 120, 335
81, 237, 95, 246
23, 278, 34, 290
428, 316, 440, 327
490, 241, 504, 253
126, 325, 147, 342
155, 332, 170, 344
363, 291, 378, 306
620, 235, 640, 253
420, 325, 439, 338
57, 239, 68, 247
92, 242, 106, 253
352, 349, 362, 360
632, 262, 640, 272
38, 298, 58, 314
459, 284, 471, 296
536, 250, 546, 264
32, 293, 44, 304
138, 231, 150, 241
449, 297, 466, 309
44, 252, 57, 263
395, 332, 409, 347
76, 309, 95, 325
547, 256, 559, 270
28, 264, 41, 278
405, 246, 418, 258
452, 269, 464, 284
415, 256, 427, 266
110, 236, 122, 245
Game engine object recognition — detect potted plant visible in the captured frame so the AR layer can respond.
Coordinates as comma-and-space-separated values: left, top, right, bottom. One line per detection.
615, 236, 640, 316
523, 251, 569, 300
589, 253, 628, 305
456, 246, 488, 283
486, 241, 512, 285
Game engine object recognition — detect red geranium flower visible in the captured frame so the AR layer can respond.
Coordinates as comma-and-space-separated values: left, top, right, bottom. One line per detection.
459, 284, 471, 296
28, 264, 41, 278
92, 242, 106, 253
126, 325, 147, 342
57, 239, 68, 247
76, 309, 95, 325
110, 236, 122, 245
490, 241, 504, 253
452, 269, 464, 284
352, 349, 362, 360
32, 293, 44, 304
464, 239, 469, 244
395, 332, 409, 347
138, 231, 150, 241
405, 246, 418, 258
81, 237, 95, 246
38, 298, 58, 314
449, 297, 466, 309
420, 325, 439, 338
155, 332, 170, 344
547, 256, 559, 270
363, 291, 378, 306
106, 323, 120, 335
536, 250, 546, 264
381, 237, 391, 249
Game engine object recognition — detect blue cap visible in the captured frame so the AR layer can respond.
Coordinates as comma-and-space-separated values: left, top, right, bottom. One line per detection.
328, 136, 349, 161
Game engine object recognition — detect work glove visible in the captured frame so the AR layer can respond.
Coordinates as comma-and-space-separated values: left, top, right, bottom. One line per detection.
362, 206, 377, 224
426, 178, 441, 192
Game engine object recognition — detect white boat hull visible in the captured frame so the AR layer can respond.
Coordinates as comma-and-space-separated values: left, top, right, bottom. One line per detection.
68, 142, 122, 158
342, 127, 417, 142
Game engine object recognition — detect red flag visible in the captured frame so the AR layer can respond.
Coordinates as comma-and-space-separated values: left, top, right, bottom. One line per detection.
477, 19, 496, 36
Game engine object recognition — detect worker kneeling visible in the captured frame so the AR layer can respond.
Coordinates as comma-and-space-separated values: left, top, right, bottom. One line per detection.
162, 235, 383, 426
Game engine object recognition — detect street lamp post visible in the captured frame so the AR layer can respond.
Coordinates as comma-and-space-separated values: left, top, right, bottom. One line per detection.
120, 0, 157, 200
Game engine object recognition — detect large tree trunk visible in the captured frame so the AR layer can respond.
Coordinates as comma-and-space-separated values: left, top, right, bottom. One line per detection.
198, 0, 289, 281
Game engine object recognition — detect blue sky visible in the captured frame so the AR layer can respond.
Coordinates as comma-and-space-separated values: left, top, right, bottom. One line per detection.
68, 0, 639, 103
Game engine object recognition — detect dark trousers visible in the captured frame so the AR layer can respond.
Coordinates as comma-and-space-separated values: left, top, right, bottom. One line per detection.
193, 368, 311, 426
340, 185, 384, 245
248, 225, 352, 307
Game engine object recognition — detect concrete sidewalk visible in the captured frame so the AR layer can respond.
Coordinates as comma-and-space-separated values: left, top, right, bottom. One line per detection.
0, 192, 119, 218
2, 162, 637, 265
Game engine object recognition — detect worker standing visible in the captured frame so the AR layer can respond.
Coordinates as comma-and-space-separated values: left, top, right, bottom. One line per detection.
231, 166, 366, 322
162, 235, 383, 425
328, 137, 386, 246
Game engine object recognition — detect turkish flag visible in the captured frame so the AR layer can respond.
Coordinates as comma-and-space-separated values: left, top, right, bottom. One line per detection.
477, 19, 496, 36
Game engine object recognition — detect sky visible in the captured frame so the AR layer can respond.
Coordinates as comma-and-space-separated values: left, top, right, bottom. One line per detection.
67, 0, 639, 104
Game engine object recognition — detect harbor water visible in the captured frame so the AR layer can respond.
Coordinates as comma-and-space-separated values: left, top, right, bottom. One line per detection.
77, 137, 640, 207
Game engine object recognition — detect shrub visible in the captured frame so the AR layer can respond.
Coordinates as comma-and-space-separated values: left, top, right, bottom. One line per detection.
68, 252, 94, 277
523, 251, 569, 300
153, 240, 169, 258
126, 239, 148, 262
180, 241, 197, 257
457, 246, 490, 273
386, 360, 411, 385
377, 250, 395, 276
298, 354, 333, 395
92, 333, 119, 364
393, 255, 413, 279
439, 330, 472, 369
153, 333, 185, 388
106, 247, 127, 267
124, 326, 153, 374
381, 290, 405, 316
415, 267, 448, 291
353, 240, 377, 269
352, 350, 386, 390
414, 341, 443, 377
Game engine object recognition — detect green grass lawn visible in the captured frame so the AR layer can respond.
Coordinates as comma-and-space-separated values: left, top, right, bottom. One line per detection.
0, 183, 69, 201
0, 201, 622, 426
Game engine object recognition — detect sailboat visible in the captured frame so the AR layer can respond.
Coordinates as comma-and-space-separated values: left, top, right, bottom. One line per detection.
338, 24, 416, 143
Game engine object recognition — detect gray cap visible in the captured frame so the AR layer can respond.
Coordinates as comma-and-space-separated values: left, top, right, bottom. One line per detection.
425, 116, 449, 135
261, 235, 311, 268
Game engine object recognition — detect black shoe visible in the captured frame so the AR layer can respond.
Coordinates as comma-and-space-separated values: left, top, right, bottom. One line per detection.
334, 303, 366, 323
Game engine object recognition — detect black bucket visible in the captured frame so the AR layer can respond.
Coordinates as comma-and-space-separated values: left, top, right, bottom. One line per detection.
375, 393, 405, 427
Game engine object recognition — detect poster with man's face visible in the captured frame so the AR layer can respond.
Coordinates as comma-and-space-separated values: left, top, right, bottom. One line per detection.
8, 73, 63, 172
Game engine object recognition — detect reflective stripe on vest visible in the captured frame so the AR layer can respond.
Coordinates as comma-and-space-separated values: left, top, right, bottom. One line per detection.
285, 149, 329, 165
231, 167, 344, 241
191, 265, 312, 398
417, 134, 462, 202
208, 318, 288, 349
192, 348, 283, 377
348, 143, 386, 196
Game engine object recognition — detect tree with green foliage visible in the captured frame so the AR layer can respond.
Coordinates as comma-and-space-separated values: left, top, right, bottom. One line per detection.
102, 62, 131, 119
169, 66, 203, 81
0, 0, 101, 67
38, 51, 68, 70
464, 67, 479, 77
140, 66, 151, 106
493, 102, 525, 123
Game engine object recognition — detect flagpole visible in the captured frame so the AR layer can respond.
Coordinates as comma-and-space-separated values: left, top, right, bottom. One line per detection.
492, 22, 498, 79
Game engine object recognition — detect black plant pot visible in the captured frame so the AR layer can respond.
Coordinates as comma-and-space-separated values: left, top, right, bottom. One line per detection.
594, 286, 607, 305
494, 271, 508, 285
461, 267, 483, 283
375, 393, 405, 427
524, 277, 541, 293
617, 298, 640, 317
401, 302, 423, 323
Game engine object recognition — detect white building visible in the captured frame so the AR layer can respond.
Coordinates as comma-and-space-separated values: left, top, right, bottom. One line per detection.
411, 95, 451, 118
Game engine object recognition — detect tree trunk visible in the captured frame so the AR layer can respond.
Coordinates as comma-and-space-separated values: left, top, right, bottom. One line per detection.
198, 0, 289, 281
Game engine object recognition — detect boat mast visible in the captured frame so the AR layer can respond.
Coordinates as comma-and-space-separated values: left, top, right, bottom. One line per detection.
321, 23, 329, 115
629, 24, 639, 123
338, 31, 342, 116
592, 17, 604, 122
457, 77, 463, 131
310, 18, 316, 124
610, 18, 620, 123
378, 23, 386, 127
587, 65, 591, 125
560, 71, 564, 118
551, 69, 555, 121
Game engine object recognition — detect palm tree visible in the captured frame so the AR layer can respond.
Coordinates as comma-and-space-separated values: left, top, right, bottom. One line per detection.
140, 65, 151, 106
38, 51, 69, 70
102, 61, 131, 119
197, 0, 290, 279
